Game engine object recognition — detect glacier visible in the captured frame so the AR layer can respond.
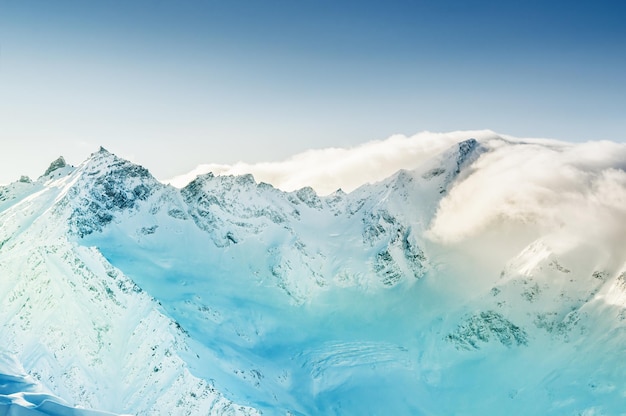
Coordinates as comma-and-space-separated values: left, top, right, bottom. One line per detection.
0, 133, 625, 415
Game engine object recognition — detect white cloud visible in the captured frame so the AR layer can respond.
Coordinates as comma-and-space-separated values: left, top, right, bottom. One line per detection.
427, 139, 626, 257
162, 130, 502, 195
162, 130, 625, 263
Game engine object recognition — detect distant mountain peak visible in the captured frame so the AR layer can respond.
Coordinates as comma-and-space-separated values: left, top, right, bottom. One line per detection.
80, 147, 151, 178
43, 156, 67, 176
454, 138, 481, 173
85, 146, 117, 166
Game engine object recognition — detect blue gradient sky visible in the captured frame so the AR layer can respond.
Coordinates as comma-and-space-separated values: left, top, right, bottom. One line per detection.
0, 0, 625, 183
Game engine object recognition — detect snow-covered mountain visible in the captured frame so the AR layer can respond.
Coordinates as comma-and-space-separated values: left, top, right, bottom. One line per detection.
1, 133, 625, 415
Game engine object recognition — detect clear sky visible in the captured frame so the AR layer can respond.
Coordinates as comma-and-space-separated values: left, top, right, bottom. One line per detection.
1, 0, 625, 184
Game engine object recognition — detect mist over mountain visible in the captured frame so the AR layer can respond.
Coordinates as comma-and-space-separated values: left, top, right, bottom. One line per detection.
1, 132, 625, 415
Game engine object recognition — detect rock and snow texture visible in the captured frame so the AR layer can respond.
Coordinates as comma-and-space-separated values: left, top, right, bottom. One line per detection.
0, 133, 625, 415
0, 149, 258, 416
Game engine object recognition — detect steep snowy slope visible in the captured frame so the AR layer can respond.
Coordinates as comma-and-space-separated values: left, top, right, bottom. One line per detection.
1, 135, 625, 415
0, 353, 122, 416
0, 153, 259, 415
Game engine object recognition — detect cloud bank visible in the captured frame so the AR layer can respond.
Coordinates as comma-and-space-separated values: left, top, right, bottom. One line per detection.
164, 130, 625, 262
428, 138, 626, 261
163, 130, 503, 195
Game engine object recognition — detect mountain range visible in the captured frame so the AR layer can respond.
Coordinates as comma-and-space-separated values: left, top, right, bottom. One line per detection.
1, 132, 625, 415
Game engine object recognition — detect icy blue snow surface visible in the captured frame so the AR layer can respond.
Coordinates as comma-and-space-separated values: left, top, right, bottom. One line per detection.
2, 137, 625, 415
77, 140, 626, 415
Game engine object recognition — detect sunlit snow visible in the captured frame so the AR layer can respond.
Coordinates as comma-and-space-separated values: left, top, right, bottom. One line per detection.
0, 133, 625, 415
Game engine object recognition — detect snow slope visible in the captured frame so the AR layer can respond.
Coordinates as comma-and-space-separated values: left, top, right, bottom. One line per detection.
0, 152, 258, 415
0, 134, 625, 415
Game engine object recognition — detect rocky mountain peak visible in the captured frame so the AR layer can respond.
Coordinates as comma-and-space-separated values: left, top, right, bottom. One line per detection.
454, 138, 482, 174
43, 156, 67, 176
65, 148, 161, 237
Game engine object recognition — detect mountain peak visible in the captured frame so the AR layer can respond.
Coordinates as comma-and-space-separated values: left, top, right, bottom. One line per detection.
456, 138, 480, 170
66, 148, 161, 238
83, 147, 113, 164
445, 137, 484, 178
43, 156, 67, 176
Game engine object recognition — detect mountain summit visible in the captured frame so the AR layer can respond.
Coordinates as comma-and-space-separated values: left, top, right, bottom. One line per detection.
43, 156, 67, 177
1, 136, 625, 415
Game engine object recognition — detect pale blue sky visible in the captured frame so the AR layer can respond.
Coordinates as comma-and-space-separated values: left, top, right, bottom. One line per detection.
0, 0, 625, 184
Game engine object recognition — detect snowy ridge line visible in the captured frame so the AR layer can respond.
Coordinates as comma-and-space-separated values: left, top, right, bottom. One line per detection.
163, 130, 519, 194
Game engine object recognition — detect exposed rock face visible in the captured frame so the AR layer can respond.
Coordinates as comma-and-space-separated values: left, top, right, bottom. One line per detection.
43, 156, 67, 176
447, 311, 528, 350
67, 151, 157, 237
